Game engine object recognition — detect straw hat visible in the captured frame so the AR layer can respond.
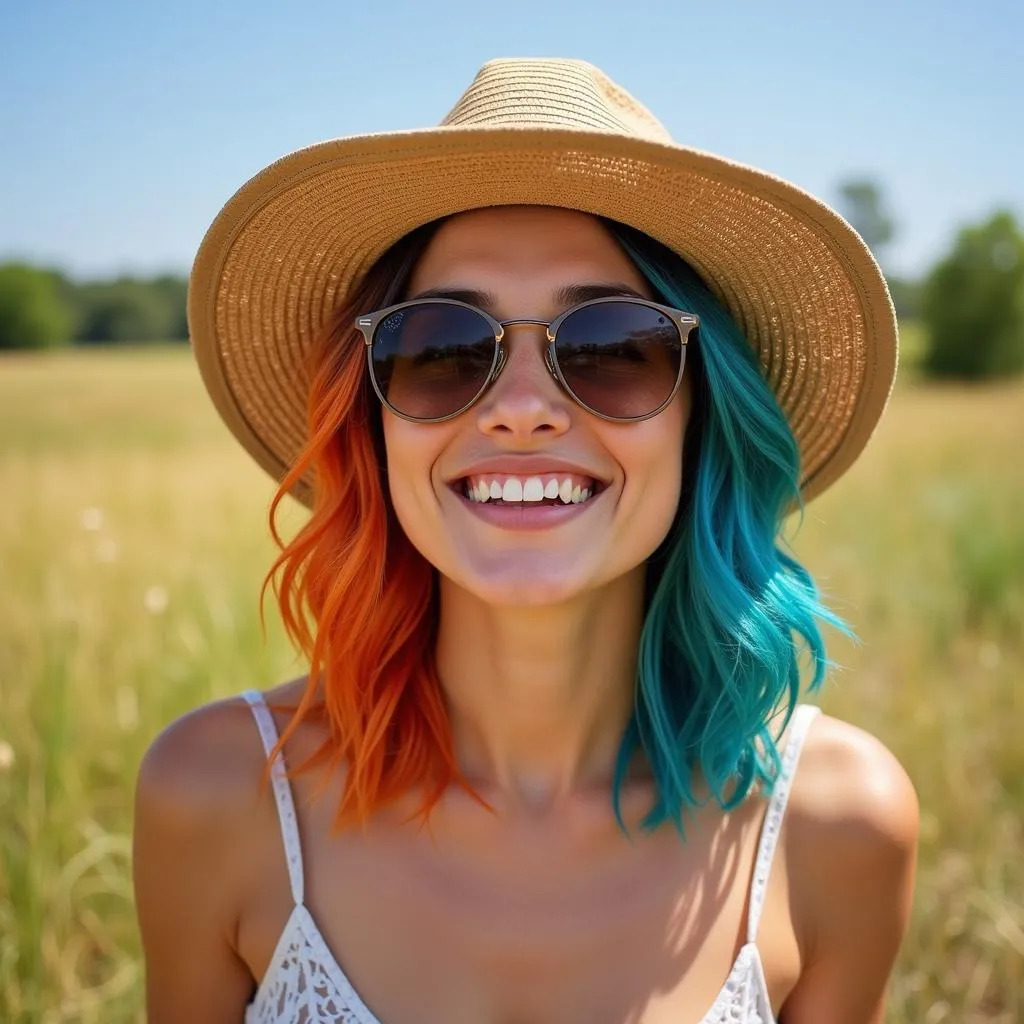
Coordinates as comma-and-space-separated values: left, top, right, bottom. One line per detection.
189, 57, 897, 508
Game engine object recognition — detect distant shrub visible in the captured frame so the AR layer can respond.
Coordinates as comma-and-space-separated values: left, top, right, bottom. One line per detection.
922, 211, 1024, 379
887, 275, 923, 320
0, 263, 73, 351
75, 275, 188, 344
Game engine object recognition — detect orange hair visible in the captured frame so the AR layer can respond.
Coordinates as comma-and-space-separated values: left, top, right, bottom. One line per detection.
260, 221, 472, 828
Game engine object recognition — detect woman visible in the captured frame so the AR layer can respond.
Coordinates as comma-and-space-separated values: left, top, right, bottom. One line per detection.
133, 59, 919, 1023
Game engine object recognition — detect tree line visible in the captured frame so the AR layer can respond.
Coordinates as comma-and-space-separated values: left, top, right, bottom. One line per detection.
0, 269, 187, 350
2, 181, 1023, 380
836, 181, 1024, 380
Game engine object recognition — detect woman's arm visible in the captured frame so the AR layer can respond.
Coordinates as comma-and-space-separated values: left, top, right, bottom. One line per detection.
133, 702, 259, 1024
781, 716, 920, 1023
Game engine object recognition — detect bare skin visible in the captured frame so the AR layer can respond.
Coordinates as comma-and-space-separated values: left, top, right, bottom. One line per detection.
134, 208, 920, 1024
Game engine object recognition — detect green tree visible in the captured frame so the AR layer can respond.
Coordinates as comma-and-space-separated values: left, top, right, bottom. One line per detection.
838, 179, 895, 264
150, 274, 189, 340
922, 211, 1024, 380
836, 178, 924, 321
886, 275, 923, 320
0, 263, 73, 350
75, 275, 188, 343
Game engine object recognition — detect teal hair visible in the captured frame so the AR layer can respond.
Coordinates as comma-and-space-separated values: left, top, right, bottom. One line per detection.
605, 220, 853, 835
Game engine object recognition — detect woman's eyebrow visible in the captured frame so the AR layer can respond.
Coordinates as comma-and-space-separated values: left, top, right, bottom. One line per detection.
554, 283, 648, 306
406, 283, 648, 311
406, 287, 495, 306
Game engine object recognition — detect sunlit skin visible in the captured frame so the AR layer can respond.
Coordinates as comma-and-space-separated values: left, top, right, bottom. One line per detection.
382, 206, 691, 807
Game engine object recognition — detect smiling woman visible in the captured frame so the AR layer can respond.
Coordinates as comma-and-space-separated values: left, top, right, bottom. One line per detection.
133, 59, 919, 1024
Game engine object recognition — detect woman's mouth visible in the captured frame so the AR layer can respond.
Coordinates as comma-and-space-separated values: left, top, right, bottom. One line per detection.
460, 473, 601, 506
448, 472, 606, 530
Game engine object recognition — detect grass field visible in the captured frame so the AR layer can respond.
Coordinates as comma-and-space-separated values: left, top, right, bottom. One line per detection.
1, 345, 1022, 1023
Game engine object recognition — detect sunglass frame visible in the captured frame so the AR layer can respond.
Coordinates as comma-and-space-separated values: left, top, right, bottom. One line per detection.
355, 295, 699, 424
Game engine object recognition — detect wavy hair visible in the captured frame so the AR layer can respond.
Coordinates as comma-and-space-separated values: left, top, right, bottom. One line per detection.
263, 213, 849, 834
607, 222, 850, 833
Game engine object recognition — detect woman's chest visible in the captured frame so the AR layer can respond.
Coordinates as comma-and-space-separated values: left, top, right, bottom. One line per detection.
241, 809, 769, 1024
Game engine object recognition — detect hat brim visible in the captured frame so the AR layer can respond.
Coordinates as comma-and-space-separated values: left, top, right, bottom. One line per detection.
188, 125, 897, 509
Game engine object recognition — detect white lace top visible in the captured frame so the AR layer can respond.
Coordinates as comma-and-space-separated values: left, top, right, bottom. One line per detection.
241, 690, 819, 1024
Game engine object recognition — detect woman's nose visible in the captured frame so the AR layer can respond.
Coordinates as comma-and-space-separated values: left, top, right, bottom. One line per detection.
473, 327, 571, 438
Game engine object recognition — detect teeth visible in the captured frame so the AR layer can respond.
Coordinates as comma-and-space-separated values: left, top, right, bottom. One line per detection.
522, 477, 545, 502
463, 475, 598, 504
502, 478, 523, 502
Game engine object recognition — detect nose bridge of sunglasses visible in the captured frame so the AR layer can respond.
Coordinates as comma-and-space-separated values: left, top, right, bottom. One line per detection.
494, 321, 561, 384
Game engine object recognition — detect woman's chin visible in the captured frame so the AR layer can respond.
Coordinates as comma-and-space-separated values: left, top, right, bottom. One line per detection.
442, 555, 602, 608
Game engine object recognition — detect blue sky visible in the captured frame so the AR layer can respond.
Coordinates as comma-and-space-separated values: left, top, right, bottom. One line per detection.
1, 0, 1020, 281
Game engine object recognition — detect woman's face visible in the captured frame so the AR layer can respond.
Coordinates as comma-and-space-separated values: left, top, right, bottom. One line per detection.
382, 206, 691, 607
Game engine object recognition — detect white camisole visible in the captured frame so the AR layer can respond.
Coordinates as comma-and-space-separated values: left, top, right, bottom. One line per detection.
242, 690, 819, 1024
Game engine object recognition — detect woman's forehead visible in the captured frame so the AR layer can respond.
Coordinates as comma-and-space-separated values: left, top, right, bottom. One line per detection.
407, 206, 649, 297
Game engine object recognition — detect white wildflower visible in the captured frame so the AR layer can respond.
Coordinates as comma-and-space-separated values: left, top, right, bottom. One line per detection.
0, 741, 14, 772
80, 507, 104, 531
143, 585, 169, 615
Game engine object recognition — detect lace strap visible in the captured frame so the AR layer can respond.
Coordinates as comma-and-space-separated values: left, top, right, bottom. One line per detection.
242, 689, 305, 906
746, 703, 820, 943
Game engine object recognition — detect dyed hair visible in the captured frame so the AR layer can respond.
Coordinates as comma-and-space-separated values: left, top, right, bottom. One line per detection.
264, 213, 849, 834
607, 222, 850, 832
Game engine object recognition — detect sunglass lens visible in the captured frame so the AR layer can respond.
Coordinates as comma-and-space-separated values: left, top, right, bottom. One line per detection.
370, 303, 497, 419
554, 301, 682, 418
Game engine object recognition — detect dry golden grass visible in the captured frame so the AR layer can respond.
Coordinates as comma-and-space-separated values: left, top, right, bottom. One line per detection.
0, 347, 1021, 1023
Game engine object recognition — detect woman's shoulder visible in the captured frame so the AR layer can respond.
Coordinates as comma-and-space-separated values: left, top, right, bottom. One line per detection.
788, 710, 920, 850
136, 691, 266, 825
134, 678, 309, 829
132, 683, 312, 1018
781, 710, 920, 1005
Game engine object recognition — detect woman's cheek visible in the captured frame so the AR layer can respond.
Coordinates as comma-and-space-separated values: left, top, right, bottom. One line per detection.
383, 417, 450, 560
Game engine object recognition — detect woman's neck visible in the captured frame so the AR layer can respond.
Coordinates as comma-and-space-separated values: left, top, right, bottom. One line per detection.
434, 566, 648, 809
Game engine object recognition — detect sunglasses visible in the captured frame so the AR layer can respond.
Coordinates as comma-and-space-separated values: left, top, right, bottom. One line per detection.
355, 296, 699, 423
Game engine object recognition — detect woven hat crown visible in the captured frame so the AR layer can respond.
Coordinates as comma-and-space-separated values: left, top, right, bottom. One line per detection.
441, 59, 673, 143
